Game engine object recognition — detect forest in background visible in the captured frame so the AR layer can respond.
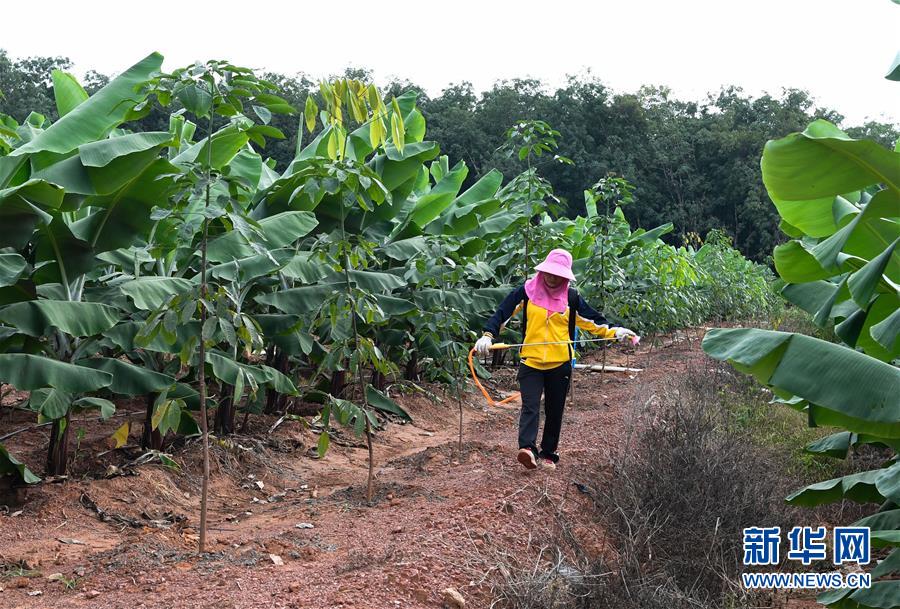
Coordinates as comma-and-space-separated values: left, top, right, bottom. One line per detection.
2, 49, 897, 263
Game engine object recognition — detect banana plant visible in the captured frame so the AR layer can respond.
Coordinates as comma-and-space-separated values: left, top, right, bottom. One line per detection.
703, 119, 900, 609
0, 54, 180, 478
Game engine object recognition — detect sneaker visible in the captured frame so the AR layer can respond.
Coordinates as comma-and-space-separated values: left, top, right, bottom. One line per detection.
517, 447, 537, 470
540, 458, 556, 470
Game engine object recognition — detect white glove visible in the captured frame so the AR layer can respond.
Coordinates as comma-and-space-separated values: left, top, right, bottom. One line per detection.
475, 334, 493, 356
613, 327, 638, 343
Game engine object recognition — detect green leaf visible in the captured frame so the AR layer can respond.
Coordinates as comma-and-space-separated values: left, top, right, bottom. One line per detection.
887, 51, 900, 81
105, 320, 200, 354
809, 189, 899, 274
771, 195, 858, 239
151, 399, 183, 436
205, 351, 297, 395
320, 269, 405, 293
780, 280, 842, 323
875, 461, 900, 503
172, 124, 249, 170
0, 300, 119, 337
73, 396, 116, 420
208, 249, 293, 282
836, 581, 900, 609
854, 508, 900, 531
773, 241, 831, 283
871, 307, 900, 353
255, 284, 339, 314
376, 294, 417, 317
873, 548, 900, 578
0, 354, 113, 392
365, 385, 412, 422
33, 216, 96, 286
70, 158, 179, 253
202, 316, 218, 342
205, 211, 317, 263
51, 70, 88, 118
76, 358, 175, 396
702, 328, 900, 438
804, 431, 854, 458
304, 97, 318, 133
30, 388, 72, 419
390, 97, 405, 154
119, 277, 194, 311
79, 131, 172, 172
177, 410, 200, 436
0, 180, 64, 249
0, 253, 27, 288
847, 237, 899, 307
12, 53, 163, 157
158, 452, 181, 469
177, 82, 213, 117
317, 431, 330, 458
0, 443, 40, 484
626, 223, 675, 247
872, 530, 900, 549
785, 468, 885, 506
858, 293, 900, 361
252, 105, 272, 125
407, 161, 468, 228
762, 120, 900, 200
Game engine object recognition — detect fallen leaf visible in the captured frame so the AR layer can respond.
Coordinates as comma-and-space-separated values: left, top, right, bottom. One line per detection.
57, 538, 86, 545
112, 422, 130, 448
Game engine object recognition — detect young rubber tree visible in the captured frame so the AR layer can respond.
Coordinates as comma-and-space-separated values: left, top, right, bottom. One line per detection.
301, 79, 410, 503
139, 60, 294, 552
498, 120, 572, 282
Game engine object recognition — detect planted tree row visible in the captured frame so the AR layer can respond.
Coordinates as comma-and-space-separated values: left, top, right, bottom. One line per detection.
0, 54, 774, 517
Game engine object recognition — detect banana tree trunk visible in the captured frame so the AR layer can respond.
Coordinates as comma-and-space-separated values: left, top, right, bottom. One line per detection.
405, 351, 418, 381
214, 384, 235, 436
371, 369, 386, 391
263, 347, 289, 415
141, 393, 163, 450
330, 369, 347, 398
46, 412, 71, 476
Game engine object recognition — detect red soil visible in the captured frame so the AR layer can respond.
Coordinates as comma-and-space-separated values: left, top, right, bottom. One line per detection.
0, 331, 815, 608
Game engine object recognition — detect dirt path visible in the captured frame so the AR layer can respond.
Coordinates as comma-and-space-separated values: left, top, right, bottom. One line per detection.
0, 336, 702, 609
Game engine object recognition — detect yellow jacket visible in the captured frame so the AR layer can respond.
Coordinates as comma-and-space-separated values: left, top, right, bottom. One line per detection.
482, 286, 615, 370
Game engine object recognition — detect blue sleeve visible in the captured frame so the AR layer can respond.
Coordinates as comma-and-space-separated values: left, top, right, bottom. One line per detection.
575, 293, 609, 327
482, 285, 526, 337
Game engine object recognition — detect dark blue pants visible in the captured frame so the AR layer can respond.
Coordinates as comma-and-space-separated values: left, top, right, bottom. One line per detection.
516, 361, 571, 463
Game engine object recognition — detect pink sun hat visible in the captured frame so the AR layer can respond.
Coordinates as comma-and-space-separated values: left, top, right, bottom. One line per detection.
534, 249, 576, 281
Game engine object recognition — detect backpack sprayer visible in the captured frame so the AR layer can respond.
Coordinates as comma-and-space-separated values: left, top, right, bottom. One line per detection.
467, 335, 639, 406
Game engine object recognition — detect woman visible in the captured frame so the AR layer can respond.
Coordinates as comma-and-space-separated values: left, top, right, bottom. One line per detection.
475, 249, 637, 470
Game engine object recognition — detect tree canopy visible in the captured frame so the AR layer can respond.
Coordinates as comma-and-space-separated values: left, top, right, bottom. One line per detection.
1, 49, 895, 262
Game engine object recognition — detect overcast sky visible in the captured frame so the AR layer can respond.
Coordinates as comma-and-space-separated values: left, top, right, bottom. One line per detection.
4, 0, 898, 125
